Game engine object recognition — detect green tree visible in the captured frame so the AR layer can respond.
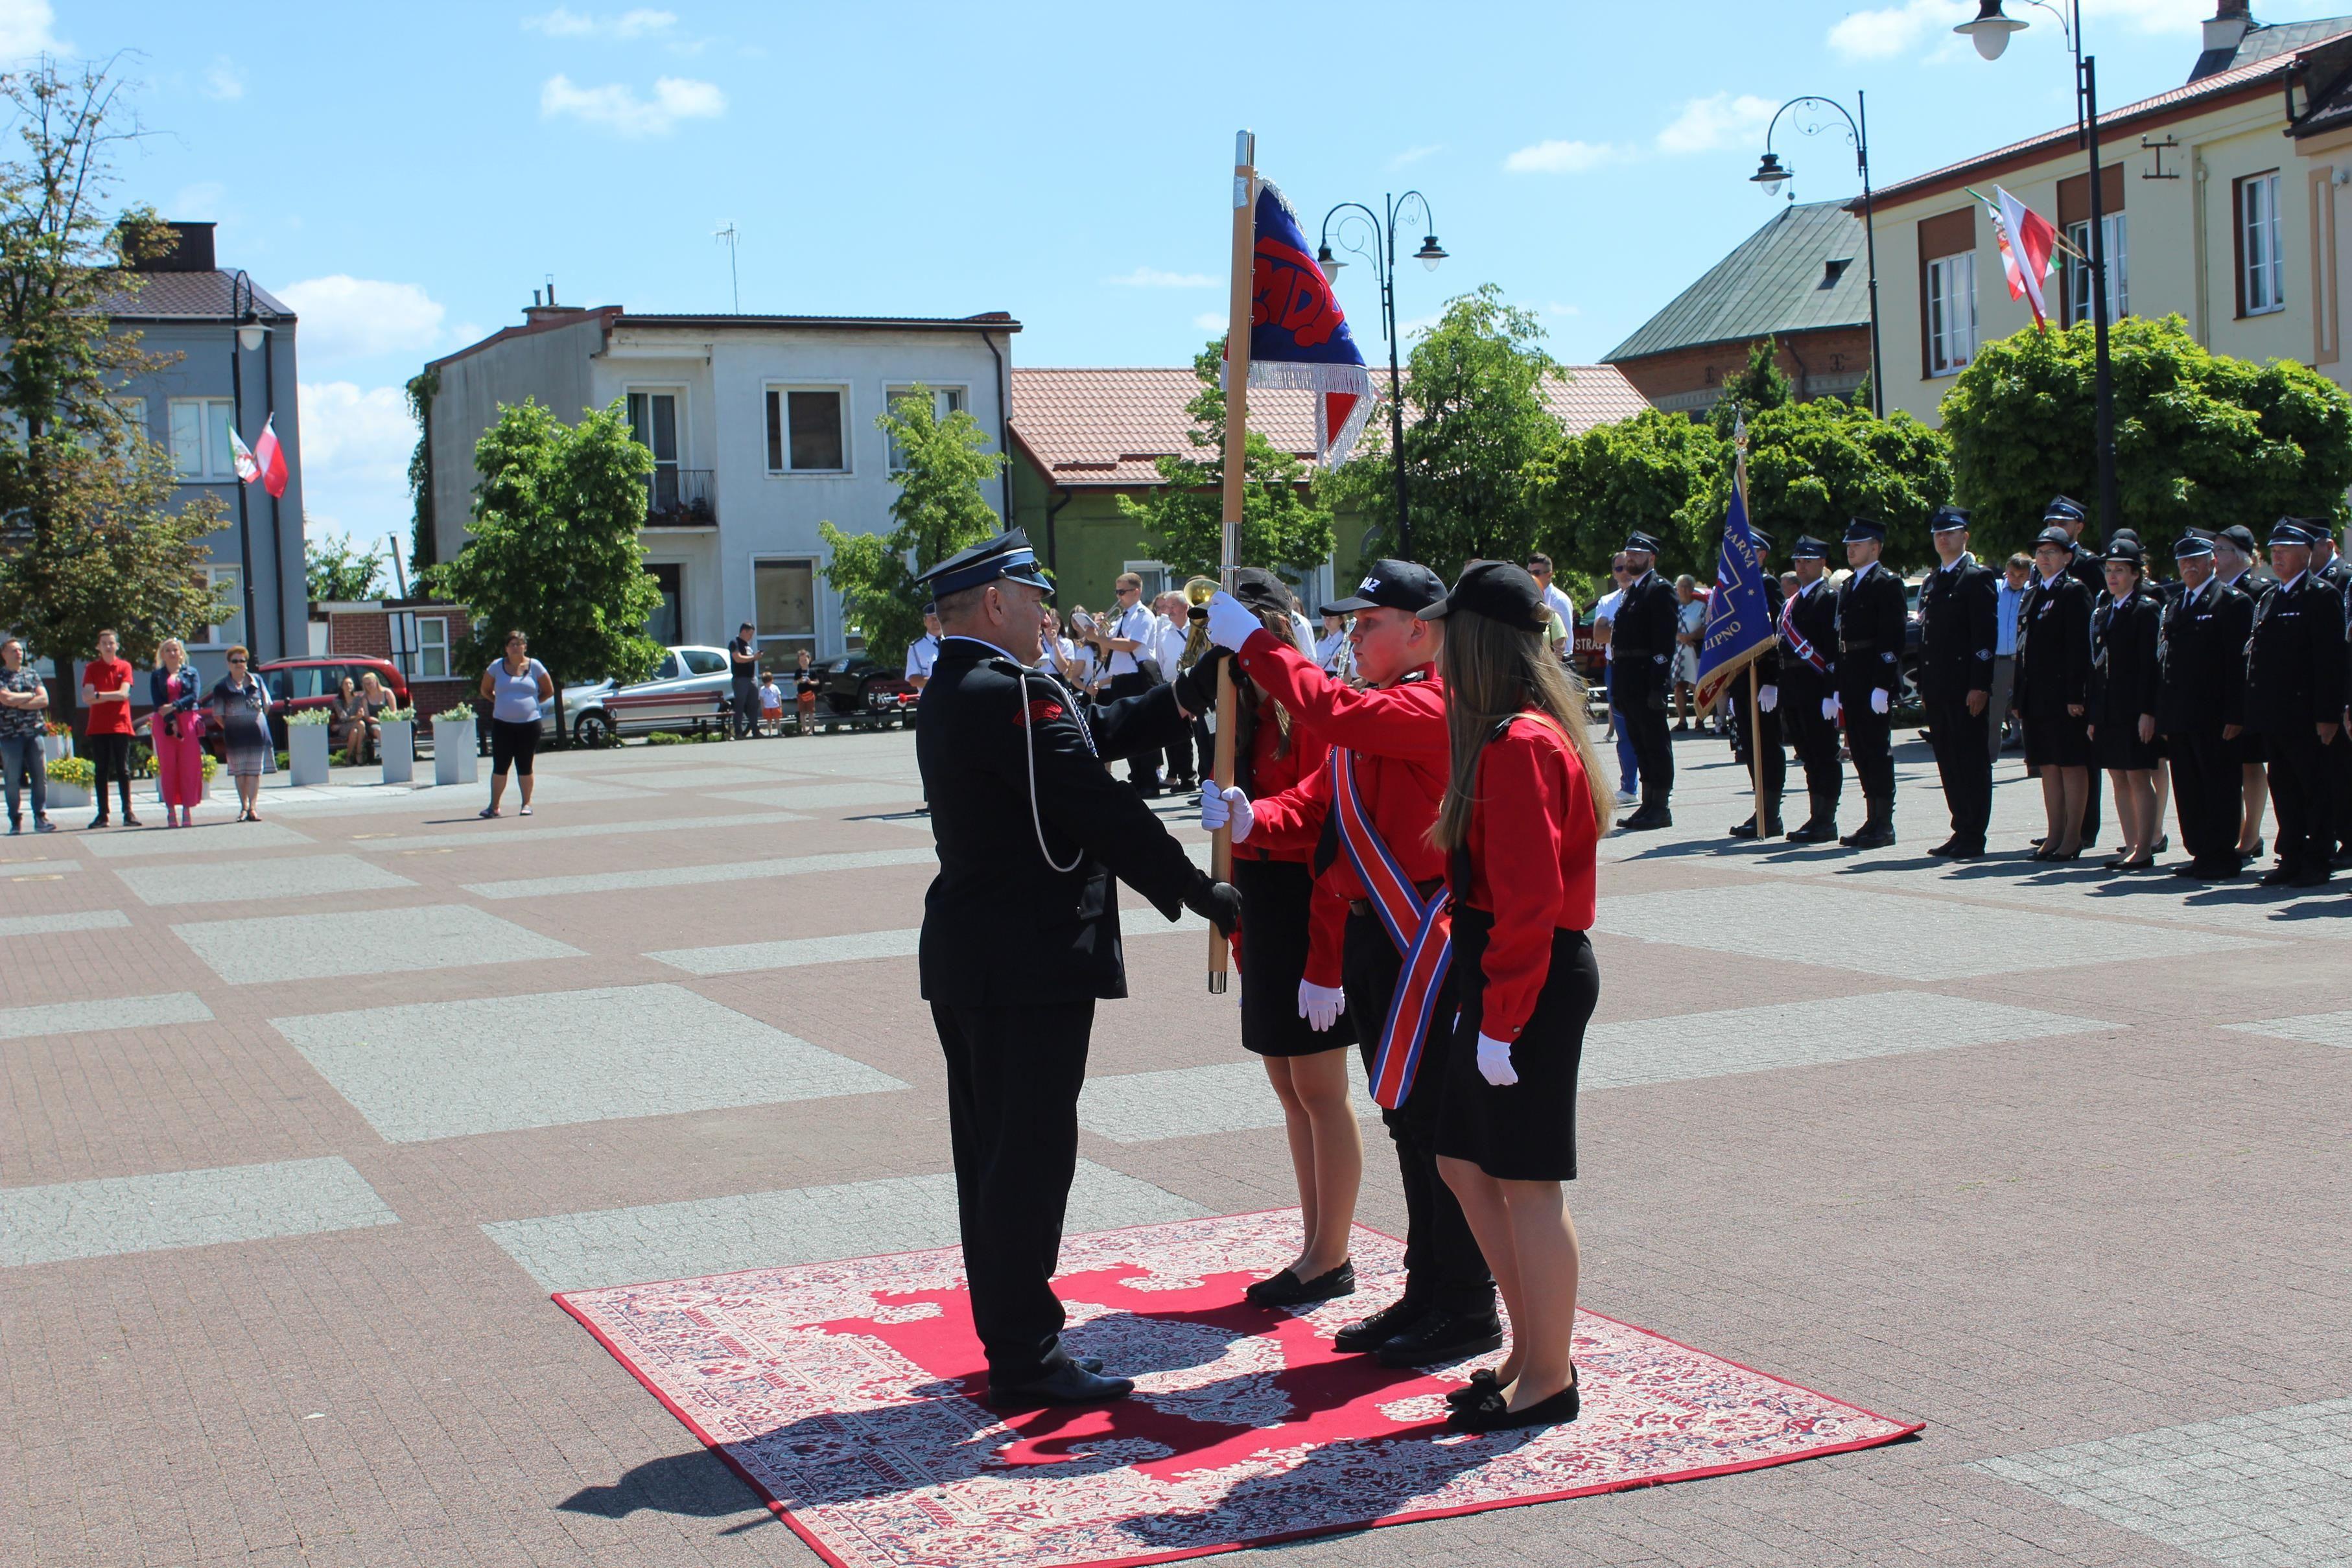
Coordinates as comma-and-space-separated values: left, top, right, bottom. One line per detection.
1708, 336, 1794, 436
1702, 397, 1952, 572
427, 398, 664, 723
305, 531, 383, 602
1529, 407, 1722, 581
1319, 283, 1561, 576
0, 60, 231, 664
1940, 312, 2352, 559
821, 386, 1007, 666
1115, 336, 1335, 585
406, 366, 439, 571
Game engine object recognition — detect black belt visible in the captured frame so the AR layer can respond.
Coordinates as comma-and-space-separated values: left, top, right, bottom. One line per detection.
1348, 877, 1443, 918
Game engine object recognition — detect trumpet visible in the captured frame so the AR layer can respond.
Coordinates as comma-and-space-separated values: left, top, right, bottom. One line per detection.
1180, 576, 1218, 670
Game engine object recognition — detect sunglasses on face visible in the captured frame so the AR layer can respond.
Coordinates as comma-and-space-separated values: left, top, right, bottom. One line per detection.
228, 657, 247, 664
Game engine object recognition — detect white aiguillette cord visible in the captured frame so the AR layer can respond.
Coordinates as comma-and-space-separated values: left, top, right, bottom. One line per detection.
1017, 668, 1083, 874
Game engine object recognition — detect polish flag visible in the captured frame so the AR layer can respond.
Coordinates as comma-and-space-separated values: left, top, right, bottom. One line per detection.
228, 425, 261, 484
253, 414, 288, 498
1988, 185, 2059, 331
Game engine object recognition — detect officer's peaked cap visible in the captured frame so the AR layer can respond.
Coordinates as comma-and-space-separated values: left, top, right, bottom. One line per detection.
915, 529, 1053, 598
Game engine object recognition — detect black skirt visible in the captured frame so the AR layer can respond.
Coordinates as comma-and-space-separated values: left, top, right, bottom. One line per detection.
1435, 909, 1597, 1182
2093, 718, 2161, 771
1234, 856, 1356, 1058
2025, 708, 2091, 768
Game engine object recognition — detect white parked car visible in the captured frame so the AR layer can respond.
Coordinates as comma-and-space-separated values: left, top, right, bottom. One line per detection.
561, 645, 742, 747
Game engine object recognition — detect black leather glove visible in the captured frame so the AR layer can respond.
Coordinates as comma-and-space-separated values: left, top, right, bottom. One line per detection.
1182, 871, 1243, 938
1173, 644, 1233, 716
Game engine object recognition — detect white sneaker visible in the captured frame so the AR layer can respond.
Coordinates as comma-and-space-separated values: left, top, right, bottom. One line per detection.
1614, 790, 1639, 808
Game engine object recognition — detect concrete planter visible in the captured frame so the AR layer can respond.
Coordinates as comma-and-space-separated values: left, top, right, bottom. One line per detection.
288, 723, 331, 786
431, 719, 477, 786
41, 732, 71, 765
379, 720, 414, 784
43, 776, 88, 810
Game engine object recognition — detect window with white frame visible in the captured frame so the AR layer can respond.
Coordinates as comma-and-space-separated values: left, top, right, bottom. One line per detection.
1925, 252, 1977, 376
765, 387, 847, 473
202, 567, 244, 648
753, 557, 818, 661
2065, 214, 2128, 326
168, 397, 238, 480
416, 616, 449, 679
2239, 171, 2285, 316
1123, 560, 1170, 600
885, 384, 967, 471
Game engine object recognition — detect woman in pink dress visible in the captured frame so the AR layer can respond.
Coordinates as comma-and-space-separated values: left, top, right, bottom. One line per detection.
147, 637, 206, 827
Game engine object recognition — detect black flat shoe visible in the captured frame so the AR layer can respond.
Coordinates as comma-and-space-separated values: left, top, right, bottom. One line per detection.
1728, 817, 1758, 839
1374, 1308, 1505, 1368
1333, 1297, 1428, 1355
1245, 1260, 1356, 1307
2111, 855, 2156, 872
1446, 1375, 1581, 1433
985, 1362, 1135, 1409
1445, 1368, 1503, 1409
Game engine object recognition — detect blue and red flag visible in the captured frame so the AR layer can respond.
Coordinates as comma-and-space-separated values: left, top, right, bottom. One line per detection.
1693, 430, 1778, 713
1230, 180, 1375, 467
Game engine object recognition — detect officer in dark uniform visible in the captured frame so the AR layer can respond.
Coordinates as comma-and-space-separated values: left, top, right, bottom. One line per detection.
2043, 497, 2107, 844
2246, 518, 2350, 887
913, 530, 1241, 1406
2157, 532, 2253, 879
2312, 524, 2352, 863
1834, 517, 1907, 848
1725, 528, 1786, 839
2215, 522, 2279, 861
1916, 505, 1998, 858
1779, 535, 1844, 841
1609, 530, 1682, 830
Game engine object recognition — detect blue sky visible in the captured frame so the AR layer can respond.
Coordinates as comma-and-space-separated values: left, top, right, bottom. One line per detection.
26, 0, 2352, 550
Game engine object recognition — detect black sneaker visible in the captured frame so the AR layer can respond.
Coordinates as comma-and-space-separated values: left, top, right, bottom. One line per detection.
1374, 1307, 1505, 1368
1332, 1296, 1428, 1354
1245, 1260, 1356, 1308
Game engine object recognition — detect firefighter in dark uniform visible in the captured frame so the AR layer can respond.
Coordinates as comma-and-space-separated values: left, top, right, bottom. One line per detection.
913, 529, 1241, 1407
1779, 535, 1844, 841
2312, 524, 2352, 863
2246, 517, 2350, 887
2215, 522, 2277, 861
1834, 517, 1907, 848
2042, 495, 2108, 845
1725, 528, 1786, 839
1609, 531, 1682, 830
1916, 505, 1999, 858
2156, 532, 2253, 880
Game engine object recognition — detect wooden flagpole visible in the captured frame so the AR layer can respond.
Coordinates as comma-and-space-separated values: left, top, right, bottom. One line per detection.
1208, 129, 1255, 994
1734, 416, 1765, 823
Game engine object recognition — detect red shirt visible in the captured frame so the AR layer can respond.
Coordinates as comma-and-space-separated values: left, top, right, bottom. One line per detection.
1459, 711, 1600, 1042
82, 657, 136, 736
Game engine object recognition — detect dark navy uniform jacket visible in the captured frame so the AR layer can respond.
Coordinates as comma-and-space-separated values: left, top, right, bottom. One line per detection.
1610, 570, 1681, 701
1779, 576, 1839, 708
2244, 573, 2351, 738
1918, 556, 1997, 706
1833, 562, 1907, 707
2156, 578, 2252, 736
917, 637, 1204, 1006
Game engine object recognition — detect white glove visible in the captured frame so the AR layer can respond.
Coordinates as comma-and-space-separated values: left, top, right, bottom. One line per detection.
1298, 980, 1345, 1031
1870, 688, 1890, 715
1822, 696, 1839, 721
1204, 591, 1264, 653
1476, 1033, 1519, 1087
1758, 686, 1778, 713
1199, 780, 1254, 843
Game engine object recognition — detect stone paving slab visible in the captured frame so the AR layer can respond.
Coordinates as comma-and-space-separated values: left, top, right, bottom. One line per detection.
2222, 1010, 2352, 1050
650, 910, 1210, 977
112, 852, 417, 907
0, 858, 82, 875
337, 810, 807, 853
75, 821, 313, 857
592, 766, 816, 791
461, 845, 935, 901
0, 909, 123, 935
171, 904, 583, 984
269, 983, 906, 1143
0, 991, 213, 1042
703, 781, 925, 810
0, 1154, 396, 1266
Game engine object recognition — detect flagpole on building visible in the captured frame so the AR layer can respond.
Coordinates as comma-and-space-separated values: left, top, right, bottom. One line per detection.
1208, 129, 1256, 994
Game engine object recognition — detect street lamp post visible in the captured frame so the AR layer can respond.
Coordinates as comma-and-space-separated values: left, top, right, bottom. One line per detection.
1316, 193, 1445, 561
228, 272, 287, 660
226, 271, 261, 653
1956, 0, 2120, 543
1749, 93, 1884, 418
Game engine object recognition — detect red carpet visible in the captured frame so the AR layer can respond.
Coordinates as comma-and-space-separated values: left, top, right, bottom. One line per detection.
555, 1212, 1920, 1568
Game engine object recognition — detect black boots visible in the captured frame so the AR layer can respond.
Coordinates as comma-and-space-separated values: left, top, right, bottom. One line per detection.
1839, 798, 1896, 849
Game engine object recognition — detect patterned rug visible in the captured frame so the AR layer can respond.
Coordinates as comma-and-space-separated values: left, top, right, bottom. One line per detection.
555, 1211, 1920, 1568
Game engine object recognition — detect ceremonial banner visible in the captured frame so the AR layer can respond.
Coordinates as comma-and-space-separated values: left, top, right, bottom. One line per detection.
1984, 183, 2059, 331
1693, 465, 1776, 714
1229, 180, 1375, 467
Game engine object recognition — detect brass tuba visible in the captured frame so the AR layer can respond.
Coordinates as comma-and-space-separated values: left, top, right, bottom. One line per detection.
1179, 576, 1219, 670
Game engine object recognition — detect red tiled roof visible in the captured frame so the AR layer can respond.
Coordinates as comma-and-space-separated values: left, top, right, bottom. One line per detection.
1009, 363, 1649, 488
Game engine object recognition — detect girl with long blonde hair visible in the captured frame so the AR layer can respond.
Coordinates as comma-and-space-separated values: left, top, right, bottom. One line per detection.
1419, 561, 1610, 1433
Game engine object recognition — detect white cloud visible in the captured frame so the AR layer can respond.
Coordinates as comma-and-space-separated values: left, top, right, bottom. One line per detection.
524, 6, 676, 38
1657, 93, 1778, 154
203, 56, 244, 101
1387, 143, 1443, 170
170, 181, 228, 219
1826, 0, 1964, 61
1107, 266, 1215, 288
1546, 301, 1582, 317
278, 277, 447, 363
1192, 310, 1227, 331
540, 73, 726, 136
1503, 139, 1628, 175
296, 381, 417, 542
0, 0, 65, 60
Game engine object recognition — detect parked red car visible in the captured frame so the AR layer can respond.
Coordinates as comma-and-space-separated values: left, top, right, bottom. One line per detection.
253, 656, 411, 746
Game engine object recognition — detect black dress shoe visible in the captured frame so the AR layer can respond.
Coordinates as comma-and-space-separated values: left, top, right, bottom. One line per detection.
1374, 1307, 1505, 1368
1618, 805, 1671, 832
1728, 816, 1758, 839
2290, 869, 2331, 889
1928, 837, 1962, 857
1332, 1296, 1428, 1354
2258, 867, 2298, 886
1245, 1260, 1356, 1307
985, 1362, 1135, 1408
1445, 1375, 1581, 1433
1839, 823, 1895, 849
1445, 1367, 1503, 1409
1785, 821, 1836, 843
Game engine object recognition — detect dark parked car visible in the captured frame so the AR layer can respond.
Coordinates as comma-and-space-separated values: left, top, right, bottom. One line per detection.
253, 657, 411, 746
817, 655, 914, 716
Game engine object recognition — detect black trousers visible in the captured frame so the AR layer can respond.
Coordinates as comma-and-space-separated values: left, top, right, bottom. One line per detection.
2170, 727, 2240, 868
1844, 697, 1896, 804
2329, 724, 2352, 854
2082, 757, 2104, 842
2267, 730, 2336, 878
732, 680, 758, 738
1926, 695, 1992, 845
931, 999, 1094, 1386
1103, 672, 1156, 787
1785, 688, 1843, 823
1615, 670, 1673, 808
1343, 910, 1494, 1316
1168, 714, 1208, 788
1726, 687, 1785, 817
86, 732, 134, 816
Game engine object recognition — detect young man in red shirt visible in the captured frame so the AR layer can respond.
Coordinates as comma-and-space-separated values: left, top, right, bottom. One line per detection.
1199, 561, 1499, 1368
79, 628, 140, 828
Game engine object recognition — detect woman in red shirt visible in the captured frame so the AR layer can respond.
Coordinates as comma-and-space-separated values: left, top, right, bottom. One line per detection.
1420, 561, 1611, 1433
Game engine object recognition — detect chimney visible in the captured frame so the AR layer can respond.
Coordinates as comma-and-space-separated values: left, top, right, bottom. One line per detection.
2205, 1, 2253, 54
521, 283, 575, 324
130, 220, 217, 273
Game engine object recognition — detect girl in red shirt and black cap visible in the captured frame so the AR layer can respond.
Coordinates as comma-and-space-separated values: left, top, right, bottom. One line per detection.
1418, 560, 1612, 1433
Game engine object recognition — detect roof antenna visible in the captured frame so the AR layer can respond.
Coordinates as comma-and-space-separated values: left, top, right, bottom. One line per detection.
545, 273, 556, 307
715, 222, 741, 312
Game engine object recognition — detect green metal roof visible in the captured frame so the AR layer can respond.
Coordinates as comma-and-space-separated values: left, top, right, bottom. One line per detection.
1603, 200, 1869, 364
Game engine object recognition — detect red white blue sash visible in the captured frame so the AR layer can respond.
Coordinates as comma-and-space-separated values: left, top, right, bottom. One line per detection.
1779, 590, 1829, 675
1328, 747, 1451, 1110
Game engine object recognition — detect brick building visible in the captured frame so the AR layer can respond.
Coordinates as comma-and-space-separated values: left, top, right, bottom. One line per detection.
315, 600, 476, 721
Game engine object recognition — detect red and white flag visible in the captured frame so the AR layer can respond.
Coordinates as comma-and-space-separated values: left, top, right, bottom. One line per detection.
228, 425, 261, 484
1988, 185, 2059, 331
252, 414, 288, 498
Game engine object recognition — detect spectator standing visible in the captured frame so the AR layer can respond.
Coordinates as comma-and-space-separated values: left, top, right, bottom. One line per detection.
758, 671, 784, 736
1671, 575, 1705, 732
1592, 556, 1638, 807
479, 630, 554, 819
0, 635, 56, 834
1527, 554, 1576, 632
1315, 613, 1355, 681
1992, 554, 2030, 753
1153, 591, 1200, 792
78, 628, 139, 827
205, 646, 274, 822
728, 622, 760, 738
1094, 572, 1161, 793
794, 648, 819, 734
148, 638, 206, 828
904, 606, 943, 694
1608, 535, 1681, 830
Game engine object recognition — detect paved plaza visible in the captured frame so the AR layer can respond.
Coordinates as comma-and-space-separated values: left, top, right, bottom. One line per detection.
3, 726, 2349, 1568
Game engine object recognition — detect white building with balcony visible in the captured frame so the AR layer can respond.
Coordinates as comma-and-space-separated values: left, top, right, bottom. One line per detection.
419, 299, 1018, 666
